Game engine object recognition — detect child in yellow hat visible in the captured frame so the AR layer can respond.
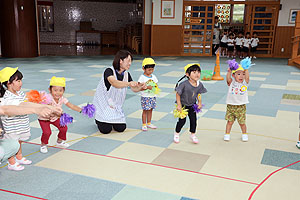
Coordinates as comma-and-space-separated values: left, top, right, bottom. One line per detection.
38, 76, 82, 153
224, 60, 250, 142
138, 58, 159, 131
174, 64, 207, 144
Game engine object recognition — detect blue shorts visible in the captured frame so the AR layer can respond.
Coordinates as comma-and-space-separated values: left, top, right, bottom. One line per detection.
141, 97, 156, 110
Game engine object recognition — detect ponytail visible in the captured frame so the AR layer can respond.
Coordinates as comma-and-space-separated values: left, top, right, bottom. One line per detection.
0, 82, 7, 97
175, 75, 187, 90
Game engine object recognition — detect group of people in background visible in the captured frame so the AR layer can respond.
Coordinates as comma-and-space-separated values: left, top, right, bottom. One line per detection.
213, 16, 259, 59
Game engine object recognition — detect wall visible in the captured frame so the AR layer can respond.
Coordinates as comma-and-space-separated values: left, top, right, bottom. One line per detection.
278, 0, 300, 26
143, 0, 152, 55
150, 0, 183, 56
39, 0, 137, 44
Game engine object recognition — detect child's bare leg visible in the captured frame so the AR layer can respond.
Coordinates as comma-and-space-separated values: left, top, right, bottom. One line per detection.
226, 121, 234, 133
7, 156, 16, 165
239, 123, 247, 133
146, 109, 153, 124
15, 141, 23, 160
142, 110, 147, 125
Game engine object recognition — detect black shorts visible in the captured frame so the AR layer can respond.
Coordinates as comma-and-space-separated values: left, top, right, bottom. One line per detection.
243, 47, 249, 52
227, 46, 234, 52
236, 45, 242, 52
220, 42, 227, 48
250, 46, 257, 52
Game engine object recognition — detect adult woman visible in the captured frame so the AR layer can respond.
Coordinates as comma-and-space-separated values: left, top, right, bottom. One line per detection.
93, 50, 145, 134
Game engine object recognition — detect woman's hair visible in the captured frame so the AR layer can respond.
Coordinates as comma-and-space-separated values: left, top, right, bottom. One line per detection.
112, 50, 133, 70
175, 64, 201, 89
0, 70, 23, 97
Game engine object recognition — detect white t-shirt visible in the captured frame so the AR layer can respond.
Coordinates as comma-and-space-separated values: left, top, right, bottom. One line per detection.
221, 35, 228, 43
226, 79, 249, 105
235, 37, 243, 46
227, 38, 234, 46
251, 38, 259, 47
243, 38, 251, 48
138, 74, 158, 97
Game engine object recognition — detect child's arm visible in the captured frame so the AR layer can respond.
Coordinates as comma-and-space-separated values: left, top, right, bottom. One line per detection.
226, 68, 233, 86
65, 102, 82, 113
176, 92, 182, 111
245, 69, 250, 84
197, 94, 202, 109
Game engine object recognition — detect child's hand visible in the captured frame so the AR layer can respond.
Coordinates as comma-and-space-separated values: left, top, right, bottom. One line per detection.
147, 85, 153, 90
197, 104, 202, 109
177, 105, 182, 112
227, 68, 232, 73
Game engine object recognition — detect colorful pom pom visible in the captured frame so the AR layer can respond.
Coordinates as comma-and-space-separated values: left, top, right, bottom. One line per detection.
60, 113, 73, 127
227, 59, 239, 71
81, 103, 96, 118
40, 91, 53, 104
192, 103, 205, 113
26, 90, 43, 103
240, 57, 255, 70
173, 105, 189, 119
146, 80, 161, 95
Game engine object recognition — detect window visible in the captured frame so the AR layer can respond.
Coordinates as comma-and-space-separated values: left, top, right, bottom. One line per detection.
38, 4, 54, 32
232, 4, 245, 24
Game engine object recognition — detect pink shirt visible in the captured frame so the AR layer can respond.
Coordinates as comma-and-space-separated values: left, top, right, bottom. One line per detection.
39, 96, 69, 122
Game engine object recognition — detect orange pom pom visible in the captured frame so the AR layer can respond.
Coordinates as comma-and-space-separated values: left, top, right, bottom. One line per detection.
26, 90, 44, 103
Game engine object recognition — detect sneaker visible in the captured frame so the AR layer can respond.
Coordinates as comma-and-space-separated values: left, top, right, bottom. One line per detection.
296, 142, 300, 149
242, 134, 248, 142
142, 125, 147, 131
8, 163, 24, 171
147, 124, 157, 129
224, 134, 230, 141
56, 141, 70, 148
16, 157, 32, 165
190, 135, 199, 144
173, 133, 180, 143
40, 145, 48, 153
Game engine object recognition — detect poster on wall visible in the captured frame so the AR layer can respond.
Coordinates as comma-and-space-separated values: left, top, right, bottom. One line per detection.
289, 9, 300, 24
161, 0, 175, 19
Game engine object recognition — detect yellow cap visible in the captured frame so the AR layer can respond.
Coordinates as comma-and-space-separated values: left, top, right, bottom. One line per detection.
142, 58, 156, 67
50, 76, 66, 87
232, 65, 244, 74
184, 63, 200, 73
0, 67, 18, 83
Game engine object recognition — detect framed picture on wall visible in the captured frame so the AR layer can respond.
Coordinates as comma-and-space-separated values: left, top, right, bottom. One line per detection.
288, 9, 300, 24
161, 0, 175, 19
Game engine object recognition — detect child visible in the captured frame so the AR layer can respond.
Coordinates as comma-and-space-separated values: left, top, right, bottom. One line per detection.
220, 30, 228, 57
0, 67, 32, 170
242, 32, 251, 58
235, 31, 244, 59
224, 64, 249, 142
227, 33, 235, 58
250, 32, 259, 59
174, 64, 207, 144
297, 113, 300, 149
38, 76, 82, 153
138, 58, 158, 131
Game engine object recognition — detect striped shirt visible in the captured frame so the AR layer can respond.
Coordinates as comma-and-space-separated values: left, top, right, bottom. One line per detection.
1, 90, 30, 137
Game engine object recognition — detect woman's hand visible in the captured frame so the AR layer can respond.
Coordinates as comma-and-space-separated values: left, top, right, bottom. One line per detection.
37, 106, 62, 118
128, 81, 139, 88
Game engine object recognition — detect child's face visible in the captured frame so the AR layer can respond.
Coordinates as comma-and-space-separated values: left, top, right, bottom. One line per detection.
49, 86, 64, 100
246, 34, 250, 38
238, 33, 243, 38
229, 35, 233, 39
8, 78, 22, 92
253, 33, 257, 38
233, 71, 245, 83
143, 67, 154, 76
187, 70, 201, 82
